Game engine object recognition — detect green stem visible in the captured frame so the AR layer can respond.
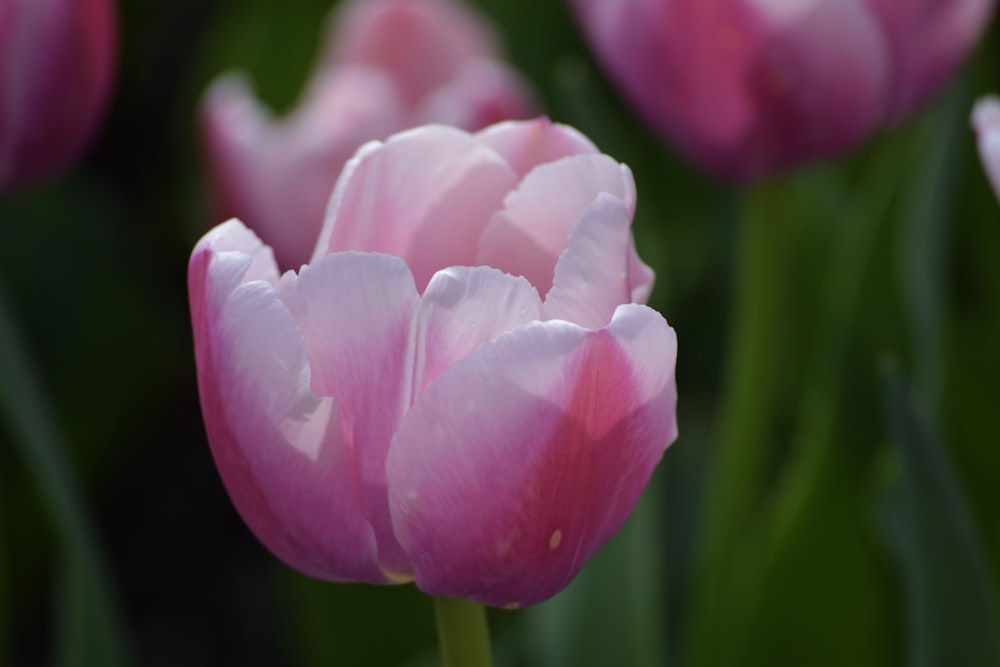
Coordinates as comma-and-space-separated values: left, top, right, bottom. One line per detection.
0, 277, 129, 666
685, 182, 802, 666
433, 596, 493, 667
765, 102, 949, 559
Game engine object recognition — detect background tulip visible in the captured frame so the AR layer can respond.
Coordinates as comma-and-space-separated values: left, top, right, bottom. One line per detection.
0, 0, 117, 193
200, 0, 534, 270
570, 0, 995, 180
189, 118, 678, 607
972, 95, 1000, 199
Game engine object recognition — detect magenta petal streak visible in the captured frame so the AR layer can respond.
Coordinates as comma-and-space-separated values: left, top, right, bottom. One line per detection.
387, 306, 677, 608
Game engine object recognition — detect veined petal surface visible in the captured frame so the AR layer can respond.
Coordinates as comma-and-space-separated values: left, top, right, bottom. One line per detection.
474, 117, 598, 178
189, 220, 385, 583
478, 153, 635, 296
275, 252, 420, 578
544, 193, 641, 329
386, 304, 678, 607
314, 125, 519, 290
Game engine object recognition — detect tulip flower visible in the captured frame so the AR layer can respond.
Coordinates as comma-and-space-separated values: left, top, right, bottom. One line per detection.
200, 0, 533, 270
570, 0, 994, 180
0, 0, 117, 193
189, 118, 678, 608
972, 95, 1000, 201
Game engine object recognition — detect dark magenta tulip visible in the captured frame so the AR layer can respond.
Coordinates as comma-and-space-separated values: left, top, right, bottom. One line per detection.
571, 0, 994, 180
0, 0, 116, 192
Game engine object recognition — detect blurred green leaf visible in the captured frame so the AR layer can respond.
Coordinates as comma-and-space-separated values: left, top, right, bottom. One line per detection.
878, 367, 1000, 667
191, 0, 333, 113
684, 169, 841, 667
0, 495, 7, 665
686, 112, 928, 666
0, 279, 130, 666
898, 83, 968, 412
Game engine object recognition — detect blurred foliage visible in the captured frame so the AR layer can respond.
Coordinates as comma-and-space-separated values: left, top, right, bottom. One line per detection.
878, 366, 1000, 666
0, 0, 998, 665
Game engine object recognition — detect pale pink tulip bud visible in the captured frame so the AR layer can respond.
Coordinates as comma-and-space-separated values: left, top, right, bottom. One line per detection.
972, 95, 1000, 201
570, 0, 994, 180
0, 0, 117, 193
199, 0, 534, 270
189, 118, 678, 608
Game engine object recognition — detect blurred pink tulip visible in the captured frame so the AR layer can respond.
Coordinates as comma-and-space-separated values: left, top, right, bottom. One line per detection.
570, 0, 994, 180
189, 118, 678, 608
972, 95, 1000, 200
200, 0, 534, 270
0, 0, 116, 193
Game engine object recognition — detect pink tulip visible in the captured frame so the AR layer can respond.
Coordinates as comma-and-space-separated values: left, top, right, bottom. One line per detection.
570, 0, 994, 180
200, 0, 533, 270
189, 118, 678, 608
0, 0, 116, 193
972, 95, 1000, 201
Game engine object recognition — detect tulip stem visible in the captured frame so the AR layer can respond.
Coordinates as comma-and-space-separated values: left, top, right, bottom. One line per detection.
433, 596, 493, 667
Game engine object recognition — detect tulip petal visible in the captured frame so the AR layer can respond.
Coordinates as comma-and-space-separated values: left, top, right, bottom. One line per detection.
315, 125, 519, 291
972, 95, 1000, 201
325, 0, 500, 107
867, 0, 994, 120
628, 239, 656, 304
572, 0, 766, 176
189, 220, 385, 583
544, 192, 646, 328
416, 58, 535, 131
413, 265, 543, 396
200, 69, 403, 270
478, 154, 636, 296
475, 117, 599, 178
743, 0, 887, 174
387, 304, 678, 607
199, 75, 274, 248
0, 0, 116, 191
275, 251, 419, 578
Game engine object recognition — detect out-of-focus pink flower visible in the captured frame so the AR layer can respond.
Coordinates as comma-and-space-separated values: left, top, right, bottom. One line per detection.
972, 95, 1000, 200
200, 0, 534, 270
570, 0, 994, 181
189, 118, 678, 608
0, 0, 116, 193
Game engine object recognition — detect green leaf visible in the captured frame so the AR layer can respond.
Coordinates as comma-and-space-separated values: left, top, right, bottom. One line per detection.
897, 82, 967, 412
0, 279, 130, 667
878, 367, 1000, 667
